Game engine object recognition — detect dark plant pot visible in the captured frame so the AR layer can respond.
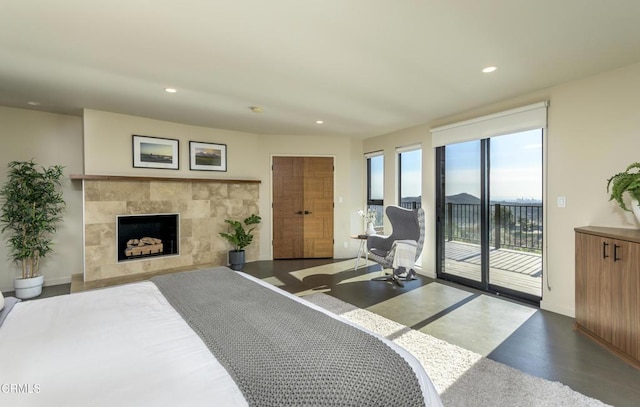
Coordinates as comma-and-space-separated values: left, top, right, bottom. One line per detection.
228, 250, 246, 270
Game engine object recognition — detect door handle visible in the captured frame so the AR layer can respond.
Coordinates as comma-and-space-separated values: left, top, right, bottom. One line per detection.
614, 244, 621, 262
603, 242, 609, 259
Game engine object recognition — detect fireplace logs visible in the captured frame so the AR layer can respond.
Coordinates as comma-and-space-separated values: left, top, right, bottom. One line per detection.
125, 237, 163, 257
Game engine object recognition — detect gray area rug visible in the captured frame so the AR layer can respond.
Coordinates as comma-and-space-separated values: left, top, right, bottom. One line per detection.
302, 292, 610, 407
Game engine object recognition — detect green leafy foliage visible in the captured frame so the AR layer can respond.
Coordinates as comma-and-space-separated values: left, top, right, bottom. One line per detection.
606, 162, 640, 211
0, 160, 65, 279
218, 214, 261, 251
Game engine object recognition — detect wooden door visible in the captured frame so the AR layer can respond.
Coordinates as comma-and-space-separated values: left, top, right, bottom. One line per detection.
272, 156, 334, 259
273, 157, 304, 258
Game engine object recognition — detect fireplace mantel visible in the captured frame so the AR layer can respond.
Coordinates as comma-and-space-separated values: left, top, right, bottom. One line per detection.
70, 174, 261, 184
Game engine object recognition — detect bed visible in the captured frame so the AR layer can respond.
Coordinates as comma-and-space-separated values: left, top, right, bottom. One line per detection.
0, 267, 442, 406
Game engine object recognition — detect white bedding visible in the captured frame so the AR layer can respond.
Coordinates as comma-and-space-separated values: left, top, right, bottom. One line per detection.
0, 271, 442, 406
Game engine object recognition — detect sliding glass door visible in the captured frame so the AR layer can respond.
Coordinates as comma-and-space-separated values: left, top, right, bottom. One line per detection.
436, 130, 543, 303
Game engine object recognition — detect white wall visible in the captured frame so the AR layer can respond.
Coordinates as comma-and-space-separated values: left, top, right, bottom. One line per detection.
0, 107, 84, 291
365, 62, 640, 317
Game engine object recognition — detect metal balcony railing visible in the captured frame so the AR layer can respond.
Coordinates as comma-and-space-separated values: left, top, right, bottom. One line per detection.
445, 203, 542, 252
367, 202, 540, 252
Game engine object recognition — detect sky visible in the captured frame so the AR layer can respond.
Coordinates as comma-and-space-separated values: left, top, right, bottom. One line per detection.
369, 149, 423, 201
446, 129, 542, 201
140, 142, 173, 156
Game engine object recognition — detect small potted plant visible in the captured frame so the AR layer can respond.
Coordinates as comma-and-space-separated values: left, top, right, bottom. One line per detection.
607, 162, 640, 223
219, 214, 261, 270
0, 160, 65, 299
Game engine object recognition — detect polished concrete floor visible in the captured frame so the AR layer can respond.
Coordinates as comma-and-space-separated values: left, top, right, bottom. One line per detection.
242, 259, 640, 407
5, 259, 640, 406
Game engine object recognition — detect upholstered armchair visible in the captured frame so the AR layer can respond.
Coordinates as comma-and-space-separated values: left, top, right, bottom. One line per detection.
366, 206, 425, 287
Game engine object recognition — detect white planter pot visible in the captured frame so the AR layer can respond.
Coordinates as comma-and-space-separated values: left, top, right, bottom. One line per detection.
14, 275, 44, 299
365, 222, 377, 235
632, 199, 640, 224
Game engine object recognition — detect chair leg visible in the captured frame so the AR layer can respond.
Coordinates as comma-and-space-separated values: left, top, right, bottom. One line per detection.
371, 268, 405, 287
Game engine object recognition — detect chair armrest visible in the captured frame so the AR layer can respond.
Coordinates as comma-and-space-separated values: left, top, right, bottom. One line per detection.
366, 234, 393, 252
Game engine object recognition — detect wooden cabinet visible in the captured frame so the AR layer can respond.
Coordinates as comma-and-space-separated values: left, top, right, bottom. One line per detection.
575, 226, 640, 368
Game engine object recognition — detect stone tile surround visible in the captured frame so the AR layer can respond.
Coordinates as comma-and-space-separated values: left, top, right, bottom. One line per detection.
81, 178, 260, 282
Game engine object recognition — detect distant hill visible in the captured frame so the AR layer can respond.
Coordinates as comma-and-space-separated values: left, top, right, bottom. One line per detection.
446, 193, 480, 204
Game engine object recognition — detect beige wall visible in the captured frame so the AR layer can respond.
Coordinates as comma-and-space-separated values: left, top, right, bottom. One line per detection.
254, 134, 364, 259
83, 110, 364, 262
4, 61, 640, 314
363, 124, 433, 273
0, 106, 84, 291
83, 109, 262, 179
365, 62, 640, 317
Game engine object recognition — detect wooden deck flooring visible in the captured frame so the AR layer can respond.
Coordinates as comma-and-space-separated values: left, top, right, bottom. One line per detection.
443, 241, 542, 297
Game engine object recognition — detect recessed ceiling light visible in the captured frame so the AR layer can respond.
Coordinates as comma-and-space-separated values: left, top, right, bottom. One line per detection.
316, 120, 324, 124
249, 106, 264, 114
165, 88, 177, 93
482, 66, 497, 73
26, 101, 41, 106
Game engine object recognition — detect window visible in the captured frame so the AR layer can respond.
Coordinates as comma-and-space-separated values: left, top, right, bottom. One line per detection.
366, 153, 383, 227
398, 147, 421, 210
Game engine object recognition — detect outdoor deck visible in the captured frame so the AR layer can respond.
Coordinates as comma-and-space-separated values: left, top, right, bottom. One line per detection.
444, 241, 542, 297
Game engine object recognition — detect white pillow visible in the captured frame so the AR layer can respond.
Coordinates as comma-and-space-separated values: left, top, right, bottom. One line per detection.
0, 290, 4, 311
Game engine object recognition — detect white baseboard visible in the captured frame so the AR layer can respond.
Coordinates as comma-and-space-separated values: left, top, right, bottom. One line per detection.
540, 300, 574, 318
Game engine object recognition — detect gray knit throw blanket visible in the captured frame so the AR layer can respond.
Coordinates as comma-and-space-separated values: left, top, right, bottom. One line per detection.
152, 267, 425, 407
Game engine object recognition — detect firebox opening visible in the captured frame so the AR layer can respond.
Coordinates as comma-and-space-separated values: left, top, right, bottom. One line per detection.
116, 213, 179, 262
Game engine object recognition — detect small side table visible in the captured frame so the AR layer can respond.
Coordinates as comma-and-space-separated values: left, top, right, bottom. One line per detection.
351, 235, 369, 270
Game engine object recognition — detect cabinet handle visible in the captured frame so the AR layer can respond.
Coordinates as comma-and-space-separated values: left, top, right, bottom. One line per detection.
295, 211, 303, 215
614, 244, 621, 262
603, 242, 609, 259
304, 210, 312, 215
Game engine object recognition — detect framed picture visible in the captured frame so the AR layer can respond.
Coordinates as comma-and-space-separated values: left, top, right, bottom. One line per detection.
132, 135, 179, 170
189, 141, 227, 172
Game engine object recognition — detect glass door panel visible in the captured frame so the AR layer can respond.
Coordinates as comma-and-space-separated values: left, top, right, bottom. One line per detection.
488, 130, 543, 298
442, 140, 482, 283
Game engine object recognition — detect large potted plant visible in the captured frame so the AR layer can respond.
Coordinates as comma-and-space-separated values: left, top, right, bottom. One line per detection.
0, 160, 65, 299
219, 214, 261, 270
607, 162, 640, 223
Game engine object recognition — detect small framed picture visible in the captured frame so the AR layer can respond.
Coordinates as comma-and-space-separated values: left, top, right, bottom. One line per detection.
189, 141, 227, 172
132, 135, 179, 170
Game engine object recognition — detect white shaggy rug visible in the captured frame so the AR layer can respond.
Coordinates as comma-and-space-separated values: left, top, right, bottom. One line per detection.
302, 292, 610, 407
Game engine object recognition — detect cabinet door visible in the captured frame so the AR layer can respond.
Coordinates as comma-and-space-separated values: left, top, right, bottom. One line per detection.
610, 239, 640, 359
575, 232, 610, 338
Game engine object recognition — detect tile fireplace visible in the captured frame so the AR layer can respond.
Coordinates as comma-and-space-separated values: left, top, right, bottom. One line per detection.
74, 175, 260, 282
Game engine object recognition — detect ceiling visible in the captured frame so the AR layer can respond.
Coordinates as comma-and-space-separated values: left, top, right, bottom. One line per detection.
1, 1, 640, 139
